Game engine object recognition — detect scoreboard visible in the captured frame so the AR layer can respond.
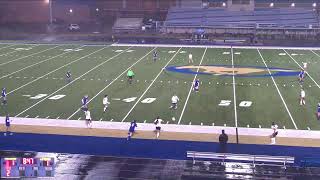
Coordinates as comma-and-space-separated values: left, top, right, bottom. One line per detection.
1, 157, 54, 178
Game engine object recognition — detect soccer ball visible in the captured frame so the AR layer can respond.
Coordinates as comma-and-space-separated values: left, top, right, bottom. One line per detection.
172, 117, 175, 121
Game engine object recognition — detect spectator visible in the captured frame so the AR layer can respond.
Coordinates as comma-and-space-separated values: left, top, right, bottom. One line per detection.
219, 130, 228, 153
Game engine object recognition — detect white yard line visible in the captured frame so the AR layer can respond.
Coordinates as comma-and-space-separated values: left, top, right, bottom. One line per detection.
0, 44, 39, 57
0, 45, 59, 66
14, 47, 132, 117
311, 50, 320, 58
177, 48, 207, 124
121, 47, 182, 122
231, 47, 238, 127
0, 45, 84, 81
257, 49, 298, 129
67, 47, 157, 120
284, 49, 320, 89
7, 45, 113, 95
0, 44, 17, 51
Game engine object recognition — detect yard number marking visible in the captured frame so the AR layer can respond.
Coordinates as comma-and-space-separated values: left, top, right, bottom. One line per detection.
122, 97, 156, 104
218, 100, 252, 107
28, 94, 65, 100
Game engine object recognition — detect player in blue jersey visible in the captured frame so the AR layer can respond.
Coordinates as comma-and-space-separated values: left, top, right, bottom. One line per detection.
298, 69, 305, 83
127, 120, 138, 140
153, 51, 158, 62
66, 71, 72, 83
4, 115, 12, 136
317, 103, 320, 120
81, 95, 89, 111
193, 79, 200, 92
1, 87, 7, 105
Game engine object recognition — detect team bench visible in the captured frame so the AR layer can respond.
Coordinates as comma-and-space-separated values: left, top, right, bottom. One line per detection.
187, 151, 295, 169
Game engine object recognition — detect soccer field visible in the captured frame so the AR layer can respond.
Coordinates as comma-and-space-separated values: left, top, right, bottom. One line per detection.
0, 42, 320, 130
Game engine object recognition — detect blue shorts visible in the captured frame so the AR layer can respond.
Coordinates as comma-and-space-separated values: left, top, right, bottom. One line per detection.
6, 122, 10, 127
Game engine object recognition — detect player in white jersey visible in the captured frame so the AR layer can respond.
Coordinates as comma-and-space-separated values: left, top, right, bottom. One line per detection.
303, 62, 307, 69
188, 53, 193, 64
103, 95, 110, 112
300, 88, 306, 105
154, 116, 163, 139
85, 110, 92, 128
170, 95, 179, 110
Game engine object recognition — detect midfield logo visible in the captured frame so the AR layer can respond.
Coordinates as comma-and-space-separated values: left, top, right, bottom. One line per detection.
166, 65, 300, 78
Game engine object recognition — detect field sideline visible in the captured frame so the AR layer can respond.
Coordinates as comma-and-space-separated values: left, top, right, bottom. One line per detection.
0, 42, 320, 131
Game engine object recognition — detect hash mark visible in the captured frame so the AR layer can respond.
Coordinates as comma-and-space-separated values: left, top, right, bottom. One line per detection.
25, 115, 29, 118
46, 116, 50, 119
144, 120, 146, 123
200, 123, 203, 126
110, 119, 113, 121
189, 122, 192, 125
307, 127, 311, 130
224, 124, 226, 127
99, 118, 102, 121
212, 123, 214, 126
247, 124, 250, 128
259, 125, 261, 128
77, 117, 81, 120
35, 115, 39, 118
166, 121, 169, 124
56, 116, 60, 119
283, 126, 286, 129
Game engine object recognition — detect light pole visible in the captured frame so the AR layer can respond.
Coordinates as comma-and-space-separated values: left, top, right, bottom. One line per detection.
49, 0, 52, 24
45, 0, 53, 24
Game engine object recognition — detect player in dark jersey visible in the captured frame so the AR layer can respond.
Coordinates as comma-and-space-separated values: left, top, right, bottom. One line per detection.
298, 69, 305, 83
127, 120, 138, 140
1, 88, 7, 105
81, 95, 89, 111
66, 71, 72, 83
4, 115, 12, 136
153, 51, 158, 62
317, 103, 320, 120
193, 79, 200, 92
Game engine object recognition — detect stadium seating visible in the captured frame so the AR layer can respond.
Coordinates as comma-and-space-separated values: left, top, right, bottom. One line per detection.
165, 8, 319, 29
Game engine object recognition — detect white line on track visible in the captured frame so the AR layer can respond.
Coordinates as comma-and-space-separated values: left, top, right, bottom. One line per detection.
7, 46, 113, 95
284, 49, 320, 89
0, 44, 39, 57
258, 49, 298, 129
46, 116, 50, 119
14, 47, 131, 117
67, 47, 157, 120
231, 47, 238, 127
120, 47, 182, 122
0, 45, 59, 66
178, 48, 207, 124
0, 45, 84, 81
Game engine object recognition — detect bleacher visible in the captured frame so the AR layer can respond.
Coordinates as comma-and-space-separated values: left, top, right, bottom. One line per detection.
164, 8, 319, 29
112, 18, 143, 33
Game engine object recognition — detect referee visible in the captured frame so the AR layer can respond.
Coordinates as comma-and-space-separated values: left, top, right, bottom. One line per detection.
127, 69, 135, 84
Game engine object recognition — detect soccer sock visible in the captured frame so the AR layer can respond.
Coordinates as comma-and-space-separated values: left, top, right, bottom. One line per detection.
156, 132, 160, 138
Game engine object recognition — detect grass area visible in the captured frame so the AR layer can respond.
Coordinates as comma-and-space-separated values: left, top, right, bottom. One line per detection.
0, 42, 320, 130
